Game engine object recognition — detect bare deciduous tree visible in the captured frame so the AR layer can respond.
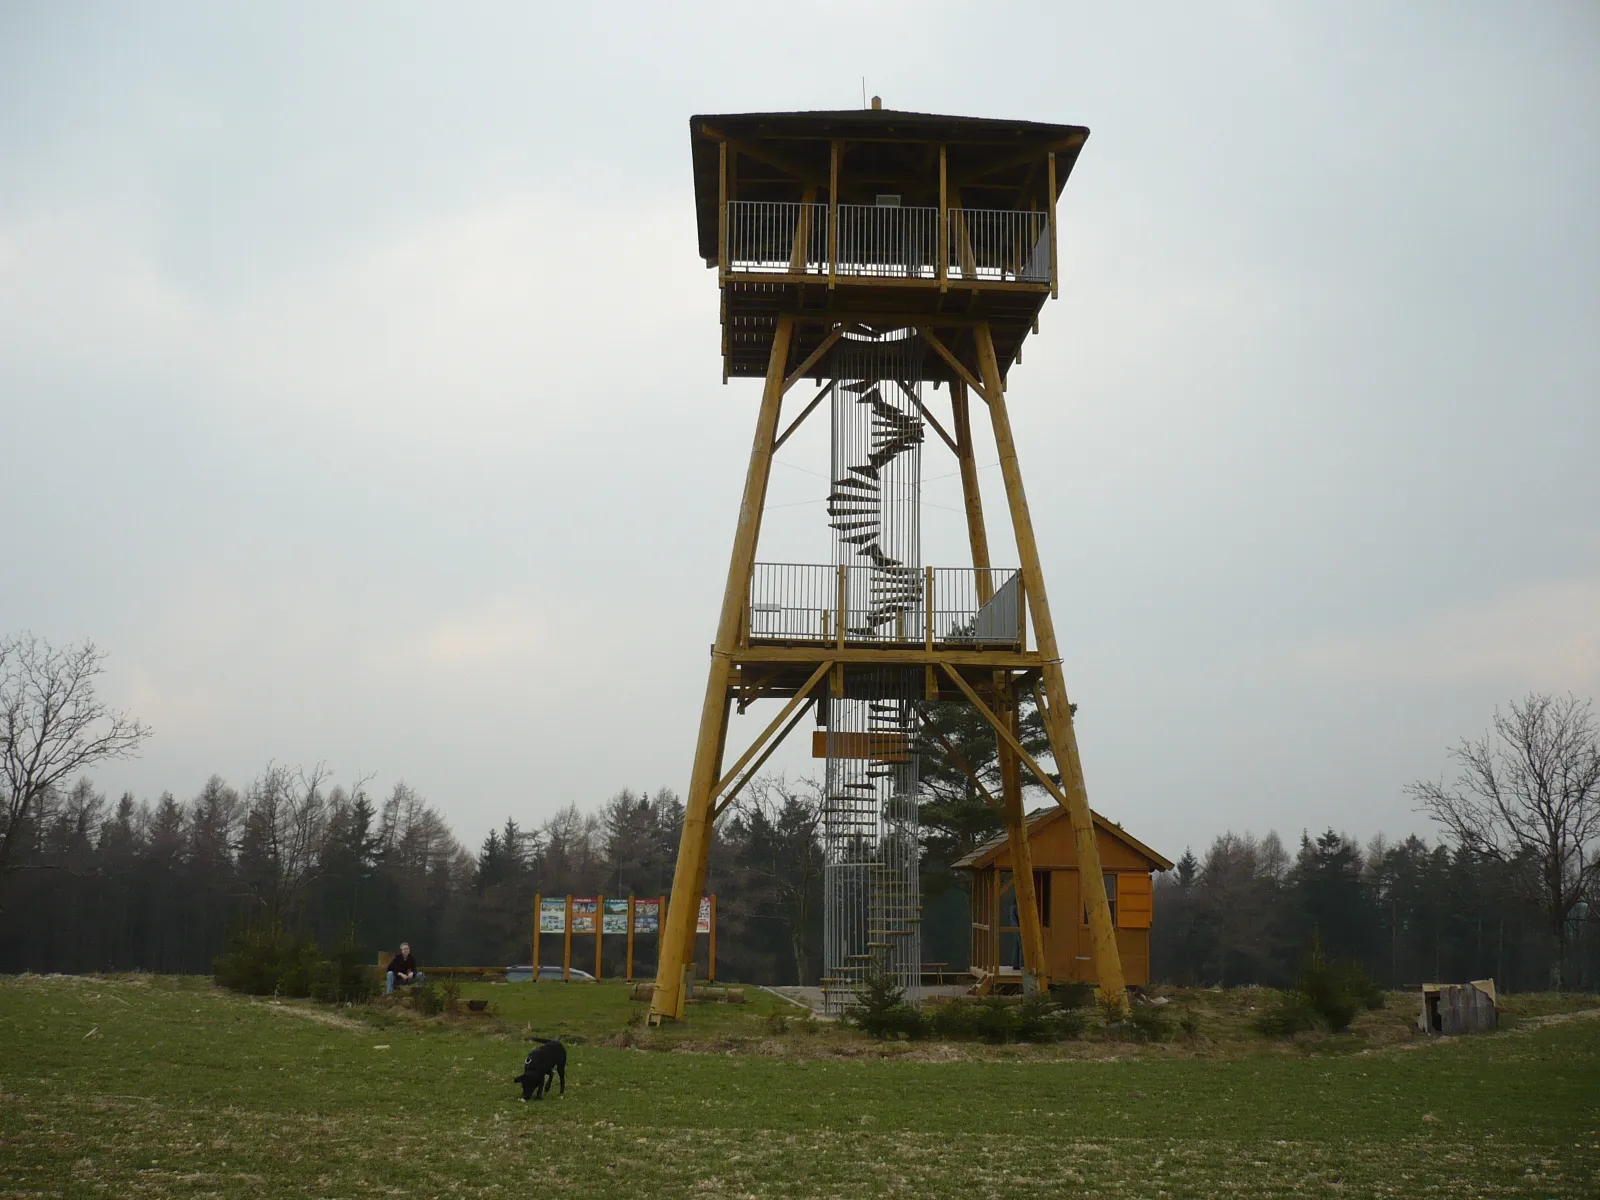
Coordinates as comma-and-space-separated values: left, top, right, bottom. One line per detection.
0, 634, 150, 902
734, 773, 826, 984
238, 761, 332, 918
1409, 693, 1600, 988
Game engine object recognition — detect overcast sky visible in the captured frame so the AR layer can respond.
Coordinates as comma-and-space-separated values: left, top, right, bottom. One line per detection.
2, 2, 1596, 859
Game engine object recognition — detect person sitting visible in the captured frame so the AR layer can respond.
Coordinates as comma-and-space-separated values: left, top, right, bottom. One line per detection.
385, 942, 424, 994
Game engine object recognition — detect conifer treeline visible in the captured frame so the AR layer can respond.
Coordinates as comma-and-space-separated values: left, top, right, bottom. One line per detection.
1150, 830, 1598, 993
2, 772, 1594, 991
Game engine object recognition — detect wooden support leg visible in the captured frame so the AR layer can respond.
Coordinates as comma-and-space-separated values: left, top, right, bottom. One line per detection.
951, 361, 1047, 990
996, 677, 1050, 991
973, 321, 1127, 1014
652, 316, 796, 1024
951, 380, 993, 606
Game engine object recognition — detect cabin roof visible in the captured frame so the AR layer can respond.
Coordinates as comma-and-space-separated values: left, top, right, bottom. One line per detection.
952, 806, 1174, 872
689, 108, 1090, 265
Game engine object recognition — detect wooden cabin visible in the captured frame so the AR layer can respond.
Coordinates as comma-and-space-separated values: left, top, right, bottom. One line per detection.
953, 806, 1172, 992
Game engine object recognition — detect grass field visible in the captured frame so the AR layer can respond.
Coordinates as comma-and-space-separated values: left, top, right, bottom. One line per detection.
2, 975, 1597, 1198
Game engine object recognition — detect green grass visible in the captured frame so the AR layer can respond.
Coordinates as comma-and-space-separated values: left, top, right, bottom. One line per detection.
2, 975, 1598, 1197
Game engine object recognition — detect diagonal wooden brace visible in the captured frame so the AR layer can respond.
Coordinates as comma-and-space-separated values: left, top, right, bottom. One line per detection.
712, 697, 817, 820
910, 701, 1001, 814
938, 664, 1066, 806
709, 660, 832, 811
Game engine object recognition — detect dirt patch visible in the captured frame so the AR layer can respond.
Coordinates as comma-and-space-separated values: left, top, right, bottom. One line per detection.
249, 1000, 366, 1031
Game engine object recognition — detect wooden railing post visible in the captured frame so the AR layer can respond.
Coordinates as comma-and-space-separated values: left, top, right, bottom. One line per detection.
718, 141, 728, 279
835, 564, 847, 650
1047, 151, 1059, 299
828, 140, 840, 288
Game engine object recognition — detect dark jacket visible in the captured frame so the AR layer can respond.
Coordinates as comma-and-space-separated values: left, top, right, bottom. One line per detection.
386, 952, 418, 978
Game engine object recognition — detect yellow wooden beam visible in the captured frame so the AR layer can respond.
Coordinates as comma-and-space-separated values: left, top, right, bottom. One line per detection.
732, 645, 1040, 668
938, 664, 1067, 808
782, 325, 846, 395
653, 316, 796, 1025
711, 697, 817, 821
973, 320, 1127, 1013
903, 385, 957, 455
1047, 151, 1059, 301
910, 702, 1000, 814
950, 380, 993, 605
918, 326, 989, 404
773, 381, 834, 452
710, 661, 831, 804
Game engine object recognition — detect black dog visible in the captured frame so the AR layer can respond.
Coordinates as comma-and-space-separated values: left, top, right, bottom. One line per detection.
513, 1036, 566, 1101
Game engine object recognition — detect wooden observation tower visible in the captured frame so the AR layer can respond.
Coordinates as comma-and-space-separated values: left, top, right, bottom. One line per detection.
650, 104, 1127, 1022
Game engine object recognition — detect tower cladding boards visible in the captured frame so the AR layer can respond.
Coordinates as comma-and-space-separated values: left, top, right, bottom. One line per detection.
650, 104, 1128, 1022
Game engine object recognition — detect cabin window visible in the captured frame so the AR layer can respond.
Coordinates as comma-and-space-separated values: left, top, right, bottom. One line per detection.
1083, 872, 1118, 927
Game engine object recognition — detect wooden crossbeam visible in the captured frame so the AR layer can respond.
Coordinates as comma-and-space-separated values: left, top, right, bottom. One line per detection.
783, 327, 846, 395
938, 664, 1066, 807
774, 381, 835, 451
709, 660, 831, 810
712, 697, 817, 820
917, 327, 990, 404
911, 702, 1001, 814
894, 381, 957, 454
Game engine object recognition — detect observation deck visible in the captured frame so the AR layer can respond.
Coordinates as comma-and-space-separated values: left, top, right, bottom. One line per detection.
730, 563, 1045, 707
690, 108, 1088, 384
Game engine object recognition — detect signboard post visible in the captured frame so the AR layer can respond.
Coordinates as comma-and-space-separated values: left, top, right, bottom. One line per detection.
626, 897, 636, 979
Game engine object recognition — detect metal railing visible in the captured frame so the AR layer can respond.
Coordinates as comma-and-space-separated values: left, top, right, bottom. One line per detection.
747, 563, 1024, 647
722, 202, 1050, 285
947, 208, 1050, 283
727, 201, 829, 274
833, 205, 940, 279
930, 568, 1025, 644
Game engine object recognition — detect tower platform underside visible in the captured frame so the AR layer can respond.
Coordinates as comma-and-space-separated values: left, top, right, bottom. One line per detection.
722, 281, 1047, 383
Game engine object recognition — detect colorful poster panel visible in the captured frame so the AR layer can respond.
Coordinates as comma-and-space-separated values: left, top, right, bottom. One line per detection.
632, 899, 660, 934
696, 896, 712, 934
538, 897, 566, 934
602, 898, 629, 935
571, 897, 598, 934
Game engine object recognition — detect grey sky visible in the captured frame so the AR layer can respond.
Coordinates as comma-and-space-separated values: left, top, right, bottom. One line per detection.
2, 1, 1596, 859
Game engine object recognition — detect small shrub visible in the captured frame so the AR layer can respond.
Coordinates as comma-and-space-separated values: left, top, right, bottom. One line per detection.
926, 995, 1082, 1044
1097, 993, 1128, 1028
213, 922, 321, 998
850, 963, 927, 1040
1017, 991, 1084, 1042
410, 982, 446, 1016
439, 978, 462, 1015
1297, 936, 1363, 1032
1255, 989, 1319, 1036
1127, 1003, 1175, 1043
926, 997, 1017, 1044
308, 927, 377, 1004
1049, 981, 1095, 1010
764, 1010, 790, 1035
1178, 1011, 1200, 1039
